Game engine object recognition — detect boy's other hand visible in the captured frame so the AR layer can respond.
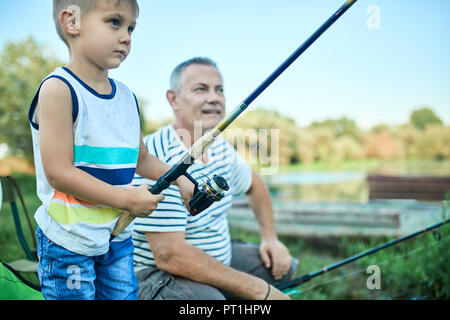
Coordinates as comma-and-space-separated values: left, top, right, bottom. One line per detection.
126, 185, 164, 218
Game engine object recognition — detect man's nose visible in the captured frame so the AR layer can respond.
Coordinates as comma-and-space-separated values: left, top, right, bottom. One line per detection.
206, 90, 223, 105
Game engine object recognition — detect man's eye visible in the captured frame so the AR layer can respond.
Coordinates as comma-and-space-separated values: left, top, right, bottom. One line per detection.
128, 26, 135, 34
109, 19, 120, 27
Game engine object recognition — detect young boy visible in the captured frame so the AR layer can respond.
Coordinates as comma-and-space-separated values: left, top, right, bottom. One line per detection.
28, 0, 193, 300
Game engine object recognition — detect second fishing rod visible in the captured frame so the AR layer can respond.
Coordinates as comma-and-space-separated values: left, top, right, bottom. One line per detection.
111, 0, 359, 239
277, 218, 450, 295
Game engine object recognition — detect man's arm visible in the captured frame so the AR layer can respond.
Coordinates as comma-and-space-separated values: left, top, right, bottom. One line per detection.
246, 170, 292, 280
146, 231, 289, 300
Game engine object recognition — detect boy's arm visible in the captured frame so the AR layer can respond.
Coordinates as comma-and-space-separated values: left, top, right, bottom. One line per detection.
135, 135, 194, 206
38, 78, 162, 217
135, 134, 172, 181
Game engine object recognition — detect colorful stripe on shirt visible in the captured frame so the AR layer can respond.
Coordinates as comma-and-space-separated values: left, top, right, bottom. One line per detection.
48, 190, 123, 226
74, 145, 139, 186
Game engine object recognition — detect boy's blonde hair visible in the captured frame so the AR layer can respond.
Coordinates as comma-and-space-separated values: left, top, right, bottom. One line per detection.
53, 0, 139, 47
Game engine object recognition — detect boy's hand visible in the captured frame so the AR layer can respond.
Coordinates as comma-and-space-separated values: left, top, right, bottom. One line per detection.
125, 185, 165, 218
175, 176, 195, 211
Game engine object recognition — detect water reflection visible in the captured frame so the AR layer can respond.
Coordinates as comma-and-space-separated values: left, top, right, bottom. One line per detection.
266, 174, 368, 202
260, 161, 450, 203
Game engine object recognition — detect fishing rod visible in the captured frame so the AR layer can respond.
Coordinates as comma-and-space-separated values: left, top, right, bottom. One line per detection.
111, 0, 359, 239
277, 218, 450, 295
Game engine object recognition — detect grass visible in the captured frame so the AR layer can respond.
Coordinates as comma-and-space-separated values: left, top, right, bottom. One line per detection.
0, 173, 40, 285
231, 223, 450, 300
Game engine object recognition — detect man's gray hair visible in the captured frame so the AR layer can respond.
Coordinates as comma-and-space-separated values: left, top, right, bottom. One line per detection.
170, 57, 220, 92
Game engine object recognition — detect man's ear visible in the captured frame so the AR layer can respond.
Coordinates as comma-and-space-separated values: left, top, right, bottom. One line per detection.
60, 5, 81, 37
166, 90, 178, 111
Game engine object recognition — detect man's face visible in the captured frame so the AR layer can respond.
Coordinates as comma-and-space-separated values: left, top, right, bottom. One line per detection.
77, 0, 137, 69
172, 64, 225, 135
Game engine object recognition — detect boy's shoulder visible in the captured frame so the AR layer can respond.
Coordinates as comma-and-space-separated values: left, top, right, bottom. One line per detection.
39, 75, 73, 103
38, 67, 76, 102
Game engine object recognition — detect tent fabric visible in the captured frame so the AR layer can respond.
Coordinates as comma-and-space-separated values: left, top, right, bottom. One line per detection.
0, 261, 44, 300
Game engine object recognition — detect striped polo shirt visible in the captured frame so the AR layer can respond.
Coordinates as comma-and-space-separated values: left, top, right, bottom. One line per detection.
28, 67, 140, 256
132, 125, 252, 270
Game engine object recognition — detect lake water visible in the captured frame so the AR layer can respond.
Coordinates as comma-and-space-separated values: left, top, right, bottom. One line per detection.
259, 160, 450, 203
265, 172, 368, 202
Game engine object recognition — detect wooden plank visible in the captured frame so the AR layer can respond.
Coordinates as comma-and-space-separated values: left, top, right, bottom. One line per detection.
230, 208, 400, 227
228, 220, 403, 238
229, 199, 444, 238
369, 192, 446, 201
367, 175, 450, 201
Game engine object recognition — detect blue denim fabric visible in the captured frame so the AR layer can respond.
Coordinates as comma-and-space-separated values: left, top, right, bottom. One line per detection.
36, 227, 137, 300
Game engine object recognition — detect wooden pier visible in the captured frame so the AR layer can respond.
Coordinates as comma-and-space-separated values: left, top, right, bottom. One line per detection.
367, 174, 450, 201
228, 199, 447, 238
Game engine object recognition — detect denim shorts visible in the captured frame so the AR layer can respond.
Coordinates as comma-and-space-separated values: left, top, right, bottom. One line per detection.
135, 240, 299, 300
36, 227, 137, 300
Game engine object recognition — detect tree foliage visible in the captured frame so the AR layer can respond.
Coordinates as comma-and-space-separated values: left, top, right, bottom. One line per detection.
410, 107, 443, 131
0, 37, 63, 162
309, 117, 360, 141
224, 108, 448, 165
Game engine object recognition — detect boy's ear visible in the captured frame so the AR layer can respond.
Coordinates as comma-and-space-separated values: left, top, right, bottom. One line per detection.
60, 5, 81, 37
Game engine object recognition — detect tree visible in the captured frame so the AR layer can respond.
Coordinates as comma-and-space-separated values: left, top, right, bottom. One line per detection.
226, 108, 300, 166
309, 117, 360, 141
0, 37, 63, 162
409, 107, 443, 131
414, 125, 450, 160
362, 129, 399, 160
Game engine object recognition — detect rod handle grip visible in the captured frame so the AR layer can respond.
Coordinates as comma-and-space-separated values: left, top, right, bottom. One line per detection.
111, 212, 135, 239
111, 182, 165, 240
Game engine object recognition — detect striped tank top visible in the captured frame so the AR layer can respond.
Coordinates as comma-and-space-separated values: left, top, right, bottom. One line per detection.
28, 67, 140, 256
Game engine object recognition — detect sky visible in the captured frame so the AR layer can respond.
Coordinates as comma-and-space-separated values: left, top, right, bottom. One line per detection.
0, 0, 449, 128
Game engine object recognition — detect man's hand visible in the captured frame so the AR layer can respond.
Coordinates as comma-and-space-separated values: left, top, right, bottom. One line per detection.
259, 237, 292, 280
265, 284, 291, 300
175, 175, 195, 211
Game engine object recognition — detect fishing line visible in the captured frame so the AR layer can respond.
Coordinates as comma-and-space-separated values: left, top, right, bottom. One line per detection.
243, 0, 386, 163
287, 232, 450, 297
293, 0, 385, 99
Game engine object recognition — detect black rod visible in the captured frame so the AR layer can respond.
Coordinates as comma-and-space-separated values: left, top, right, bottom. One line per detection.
243, 0, 358, 106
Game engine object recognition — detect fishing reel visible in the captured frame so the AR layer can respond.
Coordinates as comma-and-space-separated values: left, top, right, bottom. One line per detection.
147, 163, 229, 216
187, 174, 229, 215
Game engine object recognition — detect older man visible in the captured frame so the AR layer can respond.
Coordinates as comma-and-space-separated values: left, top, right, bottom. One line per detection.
132, 57, 298, 300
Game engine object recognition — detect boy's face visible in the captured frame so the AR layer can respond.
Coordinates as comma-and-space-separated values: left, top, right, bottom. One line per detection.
76, 0, 137, 70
